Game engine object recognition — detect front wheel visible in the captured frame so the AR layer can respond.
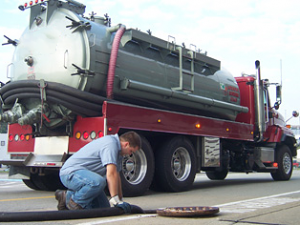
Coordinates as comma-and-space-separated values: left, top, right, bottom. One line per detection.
120, 135, 154, 197
271, 145, 293, 181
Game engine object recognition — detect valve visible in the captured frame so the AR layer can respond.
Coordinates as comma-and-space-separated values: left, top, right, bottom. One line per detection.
25, 56, 34, 66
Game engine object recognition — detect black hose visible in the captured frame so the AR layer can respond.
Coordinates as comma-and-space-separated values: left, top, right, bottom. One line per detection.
0, 80, 108, 105
2, 88, 102, 112
4, 93, 101, 117
0, 205, 152, 222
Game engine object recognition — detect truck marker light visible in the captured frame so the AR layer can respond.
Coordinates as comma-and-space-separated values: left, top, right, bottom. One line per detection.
108, 127, 112, 132
90, 131, 96, 139
83, 131, 89, 139
47, 163, 56, 166
157, 119, 162, 123
195, 123, 201, 129
25, 135, 30, 141
226, 128, 230, 132
35, 0, 39, 3
273, 162, 278, 168
75, 132, 81, 139
24, 3, 28, 7
29, 1, 33, 5
98, 131, 104, 138
20, 134, 25, 141
14, 134, 19, 141
9, 135, 14, 142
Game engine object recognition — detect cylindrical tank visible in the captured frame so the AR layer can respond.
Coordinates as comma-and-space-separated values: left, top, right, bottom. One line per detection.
0, 0, 248, 130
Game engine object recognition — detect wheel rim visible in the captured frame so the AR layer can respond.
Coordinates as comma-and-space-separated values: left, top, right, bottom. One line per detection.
282, 152, 292, 174
122, 149, 147, 185
172, 147, 191, 181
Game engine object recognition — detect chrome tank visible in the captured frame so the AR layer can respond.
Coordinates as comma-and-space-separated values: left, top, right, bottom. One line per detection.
10, 1, 90, 90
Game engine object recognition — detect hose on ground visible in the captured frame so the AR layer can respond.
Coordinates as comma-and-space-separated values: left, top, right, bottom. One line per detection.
0, 205, 156, 222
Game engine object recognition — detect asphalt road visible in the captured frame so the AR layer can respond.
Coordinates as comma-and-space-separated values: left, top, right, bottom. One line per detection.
0, 169, 300, 224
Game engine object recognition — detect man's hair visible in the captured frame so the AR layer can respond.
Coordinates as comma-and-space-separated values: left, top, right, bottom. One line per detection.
120, 131, 142, 149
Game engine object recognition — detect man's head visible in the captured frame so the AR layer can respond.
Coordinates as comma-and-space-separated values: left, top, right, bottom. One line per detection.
119, 131, 142, 156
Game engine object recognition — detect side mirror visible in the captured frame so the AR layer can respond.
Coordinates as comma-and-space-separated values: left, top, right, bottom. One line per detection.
286, 110, 299, 122
276, 85, 282, 105
292, 110, 299, 118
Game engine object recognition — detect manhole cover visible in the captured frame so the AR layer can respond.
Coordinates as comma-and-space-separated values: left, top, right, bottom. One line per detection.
157, 206, 219, 217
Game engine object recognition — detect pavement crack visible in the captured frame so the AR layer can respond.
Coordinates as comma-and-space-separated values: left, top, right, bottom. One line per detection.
220, 219, 285, 225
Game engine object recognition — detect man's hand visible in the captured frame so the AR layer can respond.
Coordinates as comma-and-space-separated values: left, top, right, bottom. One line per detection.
116, 202, 131, 214
109, 195, 131, 214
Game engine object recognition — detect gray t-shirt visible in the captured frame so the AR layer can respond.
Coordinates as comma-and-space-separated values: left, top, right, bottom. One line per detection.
60, 134, 122, 177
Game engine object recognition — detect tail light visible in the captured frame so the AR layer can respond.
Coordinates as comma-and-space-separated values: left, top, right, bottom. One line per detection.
9, 134, 31, 142
75, 131, 104, 140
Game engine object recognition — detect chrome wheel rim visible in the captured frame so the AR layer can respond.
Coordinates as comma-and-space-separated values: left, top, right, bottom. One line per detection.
122, 149, 147, 185
283, 152, 292, 174
172, 147, 191, 181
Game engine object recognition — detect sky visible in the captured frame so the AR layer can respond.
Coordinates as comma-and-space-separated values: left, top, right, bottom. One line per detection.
0, 0, 300, 125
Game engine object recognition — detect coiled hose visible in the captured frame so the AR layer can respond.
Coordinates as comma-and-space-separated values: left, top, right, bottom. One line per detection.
0, 80, 109, 117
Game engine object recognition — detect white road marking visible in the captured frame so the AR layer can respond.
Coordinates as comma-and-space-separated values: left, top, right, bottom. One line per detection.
76, 214, 156, 225
214, 190, 300, 213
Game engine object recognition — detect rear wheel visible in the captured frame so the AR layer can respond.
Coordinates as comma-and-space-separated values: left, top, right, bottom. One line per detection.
120, 135, 154, 197
154, 136, 196, 192
23, 170, 65, 191
271, 145, 293, 181
22, 178, 39, 190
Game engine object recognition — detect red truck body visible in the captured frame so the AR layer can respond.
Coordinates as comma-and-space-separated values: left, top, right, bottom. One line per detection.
4, 75, 297, 196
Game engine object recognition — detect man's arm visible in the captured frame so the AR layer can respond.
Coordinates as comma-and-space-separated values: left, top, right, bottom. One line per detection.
117, 171, 123, 199
106, 163, 120, 198
106, 164, 131, 213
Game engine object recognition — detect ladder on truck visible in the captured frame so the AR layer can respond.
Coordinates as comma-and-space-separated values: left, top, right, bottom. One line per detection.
167, 35, 195, 93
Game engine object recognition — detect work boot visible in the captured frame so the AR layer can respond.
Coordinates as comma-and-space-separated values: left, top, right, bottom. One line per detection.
55, 190, 68, 210
67, 198, 83, 210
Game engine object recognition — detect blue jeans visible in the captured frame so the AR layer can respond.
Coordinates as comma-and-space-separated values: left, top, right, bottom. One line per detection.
60, 170, 110, 209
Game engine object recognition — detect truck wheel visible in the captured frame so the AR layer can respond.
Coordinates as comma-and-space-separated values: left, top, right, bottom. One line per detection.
120, 136, 154, 197
271, 145, 293, 181
23, 178, 40, 190
206, 169, 228, 180
27, 171, 65, 191
155, 136, 196, 192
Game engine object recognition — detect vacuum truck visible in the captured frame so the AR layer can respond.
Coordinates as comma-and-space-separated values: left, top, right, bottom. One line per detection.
0, 0, 298, 196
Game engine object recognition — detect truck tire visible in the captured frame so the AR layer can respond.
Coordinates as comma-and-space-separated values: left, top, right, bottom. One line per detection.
206, 169, 228, 180
271, 145, 293, 181
155, 136, 196, 192
22, 178, 40, 190
120, 136, 154, 197
23, 171, 65, 191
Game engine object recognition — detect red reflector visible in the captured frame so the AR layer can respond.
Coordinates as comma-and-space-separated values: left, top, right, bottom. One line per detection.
9, 135, 14, 142
99, 131, 104, 138
47, 163, 56, 166
108, 127, 112, 132
20, 134, 25, 141
83, 132, 89, 139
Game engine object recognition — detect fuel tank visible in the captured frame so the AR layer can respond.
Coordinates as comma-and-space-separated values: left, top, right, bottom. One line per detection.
0, 0, 248, 130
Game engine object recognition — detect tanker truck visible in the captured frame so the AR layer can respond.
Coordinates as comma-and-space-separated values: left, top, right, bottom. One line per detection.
0, 0, 298, 196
